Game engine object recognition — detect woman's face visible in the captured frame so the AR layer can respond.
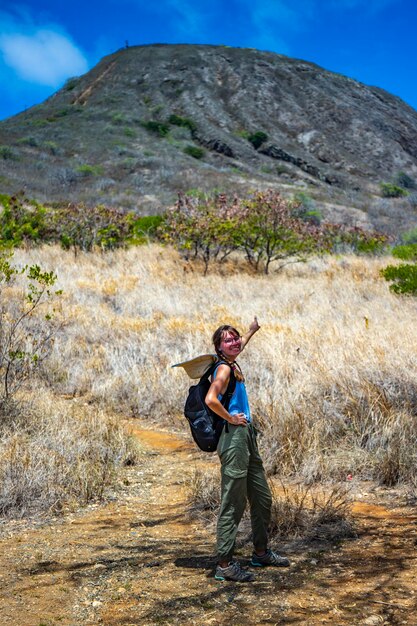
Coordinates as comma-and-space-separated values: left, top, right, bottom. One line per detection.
220, 330, 242, 359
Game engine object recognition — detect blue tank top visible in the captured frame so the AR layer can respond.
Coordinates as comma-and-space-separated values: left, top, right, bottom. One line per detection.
213, 366, 251, 422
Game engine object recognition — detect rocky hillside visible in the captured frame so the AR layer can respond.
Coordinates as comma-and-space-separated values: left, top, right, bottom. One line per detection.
1, 44, 417, 226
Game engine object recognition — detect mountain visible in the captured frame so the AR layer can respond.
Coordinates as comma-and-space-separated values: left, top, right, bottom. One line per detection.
1, 43, 417, 231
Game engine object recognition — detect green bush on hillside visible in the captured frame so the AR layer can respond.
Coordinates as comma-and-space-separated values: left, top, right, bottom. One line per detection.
140, 120, 170, 137
52, 203, 130, 254
183, 145, 205, 159
381, 241, 417, 295
247, 131, 268, 149
16, 137, 38, 147
43, 141, 59, 155
235, 129, 250, 139
0, 194, 49, 248
123, 127, 136, 138
168, 114, 197, 134
46, 108, 72, 123
0, 194, 165, 253
111, 112, 127, 125
380, 182, 408, 198
381, 263, 417, 295
0, 146, 18, 160
127, 215, 163, 244
76, 164, 104, 177
392, 243, 417, 261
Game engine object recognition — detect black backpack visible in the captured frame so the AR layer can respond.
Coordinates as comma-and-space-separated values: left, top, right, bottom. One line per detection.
184, 360, 236, 452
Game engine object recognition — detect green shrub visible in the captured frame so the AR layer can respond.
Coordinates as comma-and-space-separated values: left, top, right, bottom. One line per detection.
52, 203, 129, 253
43, 141, 58, 155
183, 145, 205, 159
111, 113, 127, 125
140, 120, 170, 137
123, 127, 136, 138
0, 194, 49, 248
392, 244, 417, 261
16, 137, 38, 147
127, 215, 163, 244
381, 241, 417, 294
276, 164, 290, 175
381, 263, 417, 295
0, 194, 165, 253
380, 182, 408, 198
247, 131, 268, 149
75, 164, 104, 177
0, 146, 18, 160
168, 114, 197, 134
46, 108, 71, 123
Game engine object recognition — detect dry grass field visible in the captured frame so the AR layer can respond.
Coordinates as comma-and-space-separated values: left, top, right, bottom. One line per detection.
2, 243, 417, 517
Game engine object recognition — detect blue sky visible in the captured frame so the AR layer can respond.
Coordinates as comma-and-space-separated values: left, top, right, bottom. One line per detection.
0, 0, 416, 120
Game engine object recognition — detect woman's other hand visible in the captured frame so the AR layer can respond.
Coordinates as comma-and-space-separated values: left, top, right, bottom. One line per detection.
229, 412, 248, 426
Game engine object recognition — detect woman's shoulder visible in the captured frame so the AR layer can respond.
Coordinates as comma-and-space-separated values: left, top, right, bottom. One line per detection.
213, 362, 232, 379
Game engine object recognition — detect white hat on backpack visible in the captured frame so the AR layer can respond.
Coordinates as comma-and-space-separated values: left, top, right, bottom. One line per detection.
171, 354, 217, 379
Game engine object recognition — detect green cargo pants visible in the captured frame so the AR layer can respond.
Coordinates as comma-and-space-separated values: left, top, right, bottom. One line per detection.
216, 422, 272, 562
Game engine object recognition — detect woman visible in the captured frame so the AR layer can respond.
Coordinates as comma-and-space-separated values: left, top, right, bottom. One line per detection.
205, 317, 290, 582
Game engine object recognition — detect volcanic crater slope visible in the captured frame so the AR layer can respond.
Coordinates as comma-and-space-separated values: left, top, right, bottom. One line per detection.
1, 43, 417, 218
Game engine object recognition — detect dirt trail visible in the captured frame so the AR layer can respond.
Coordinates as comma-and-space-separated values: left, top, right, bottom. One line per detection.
0, 423, 416, 626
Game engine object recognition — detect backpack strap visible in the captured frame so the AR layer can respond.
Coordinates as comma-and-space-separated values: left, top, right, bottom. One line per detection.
207, 360, 236, 434
200, 359, 236, 397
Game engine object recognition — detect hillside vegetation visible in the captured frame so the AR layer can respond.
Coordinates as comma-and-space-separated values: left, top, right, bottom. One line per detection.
2, 242, 417, 518
1, 44, 417, 233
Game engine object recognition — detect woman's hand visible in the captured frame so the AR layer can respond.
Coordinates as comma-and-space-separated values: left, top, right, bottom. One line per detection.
229, 412, 248, 426
240, 316, 260, 351
249, 316, 260, 333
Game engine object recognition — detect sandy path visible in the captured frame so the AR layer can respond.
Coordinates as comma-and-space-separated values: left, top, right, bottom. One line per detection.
0, 423, 416, 625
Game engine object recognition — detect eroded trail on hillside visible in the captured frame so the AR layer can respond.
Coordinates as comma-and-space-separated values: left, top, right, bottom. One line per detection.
0, 423, 416, 626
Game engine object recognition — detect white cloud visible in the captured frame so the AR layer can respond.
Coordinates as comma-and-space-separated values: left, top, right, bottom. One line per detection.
0, 29, 88, 86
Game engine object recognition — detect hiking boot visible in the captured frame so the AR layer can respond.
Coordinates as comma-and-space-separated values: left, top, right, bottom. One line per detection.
251, 549, 290, 567
215, 560, 255, 582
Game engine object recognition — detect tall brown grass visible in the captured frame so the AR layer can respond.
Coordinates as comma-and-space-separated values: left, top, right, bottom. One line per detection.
3, 244, 417, 517
0, 388, 139, 518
